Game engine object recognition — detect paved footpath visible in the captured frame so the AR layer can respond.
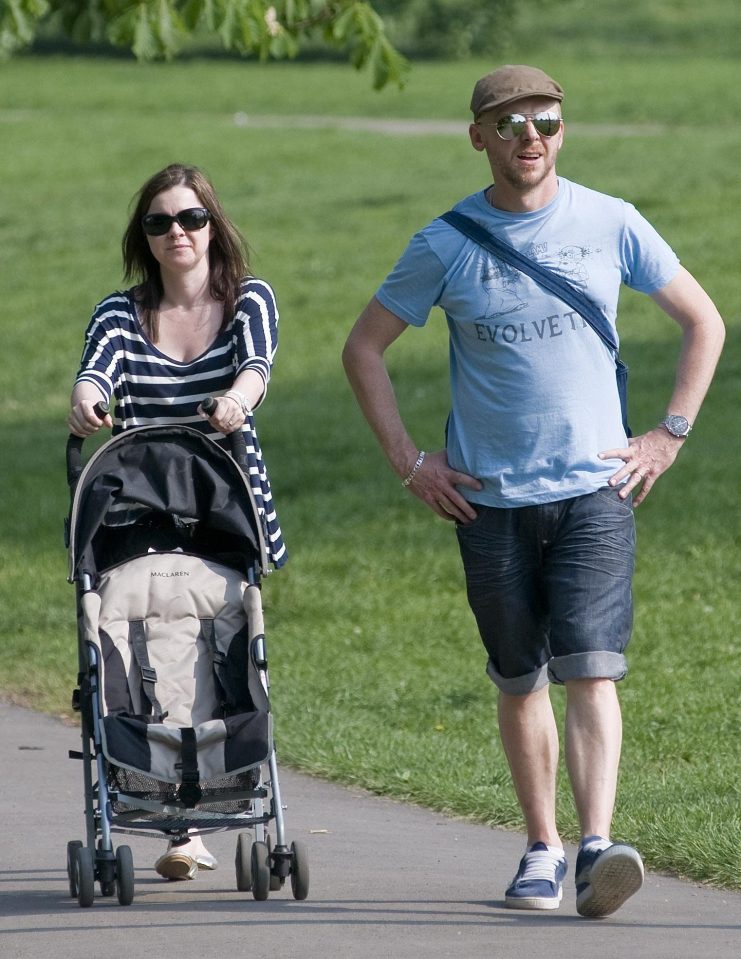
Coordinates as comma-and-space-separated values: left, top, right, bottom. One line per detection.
1, 701, 738, 959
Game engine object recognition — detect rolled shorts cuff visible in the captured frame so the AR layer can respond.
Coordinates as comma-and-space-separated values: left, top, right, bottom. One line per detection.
486, 659, 551, 695
548, 651, 628, 685
485, 651, 628, 694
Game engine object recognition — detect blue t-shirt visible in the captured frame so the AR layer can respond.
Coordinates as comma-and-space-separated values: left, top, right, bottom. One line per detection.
376, 178, 680, 507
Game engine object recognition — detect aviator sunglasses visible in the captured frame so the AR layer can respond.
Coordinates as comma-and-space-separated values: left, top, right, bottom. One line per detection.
477, 111, 562, 141
141, 207, 211, 236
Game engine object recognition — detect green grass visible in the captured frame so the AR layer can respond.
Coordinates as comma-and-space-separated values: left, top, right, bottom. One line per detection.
1, 21, 739, 891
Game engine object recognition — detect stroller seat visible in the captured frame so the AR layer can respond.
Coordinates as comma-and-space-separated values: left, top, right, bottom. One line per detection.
83, 552, 270, 790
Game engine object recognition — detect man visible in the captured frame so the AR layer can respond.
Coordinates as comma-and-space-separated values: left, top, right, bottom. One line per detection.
342, 64, 724, 917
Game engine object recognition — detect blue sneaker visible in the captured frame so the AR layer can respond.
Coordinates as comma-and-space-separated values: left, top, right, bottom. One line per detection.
575, 838, 644, 918
504, 842, 568, 910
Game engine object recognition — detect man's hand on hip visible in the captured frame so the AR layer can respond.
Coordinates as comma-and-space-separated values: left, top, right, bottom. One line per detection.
599, 427, 686, 506
405, 449, 482, 523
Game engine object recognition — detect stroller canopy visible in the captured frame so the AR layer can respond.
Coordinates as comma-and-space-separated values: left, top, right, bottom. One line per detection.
68, 426, 268, 580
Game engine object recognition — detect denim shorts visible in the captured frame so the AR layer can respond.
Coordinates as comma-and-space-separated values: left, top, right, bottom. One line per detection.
455, 488, 635, 695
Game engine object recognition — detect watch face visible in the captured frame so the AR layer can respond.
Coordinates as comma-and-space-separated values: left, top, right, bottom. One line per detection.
664, 415, 690, 437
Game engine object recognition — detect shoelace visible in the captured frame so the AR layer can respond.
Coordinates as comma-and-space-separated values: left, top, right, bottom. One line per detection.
517, 849, 565, 883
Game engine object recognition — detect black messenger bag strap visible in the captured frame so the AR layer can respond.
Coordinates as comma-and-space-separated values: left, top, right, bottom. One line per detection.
439, 209, 631, 435
439, 210, 618, 350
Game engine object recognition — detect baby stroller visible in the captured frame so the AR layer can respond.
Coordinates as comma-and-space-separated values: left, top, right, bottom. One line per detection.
64, 408, 308, 907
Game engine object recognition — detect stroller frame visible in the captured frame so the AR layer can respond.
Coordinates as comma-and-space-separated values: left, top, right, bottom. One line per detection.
64, 416, 308, 907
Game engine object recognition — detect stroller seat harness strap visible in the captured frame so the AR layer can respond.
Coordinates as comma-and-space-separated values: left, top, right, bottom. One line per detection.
128, 620, 166, 721
178, 727, 202, 807
200, 617, 235, 714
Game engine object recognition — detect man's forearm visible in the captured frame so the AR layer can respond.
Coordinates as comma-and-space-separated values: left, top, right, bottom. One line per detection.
343, 346, 419, 479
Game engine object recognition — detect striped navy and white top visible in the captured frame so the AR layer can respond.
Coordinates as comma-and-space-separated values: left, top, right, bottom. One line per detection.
74, 277, 287, 569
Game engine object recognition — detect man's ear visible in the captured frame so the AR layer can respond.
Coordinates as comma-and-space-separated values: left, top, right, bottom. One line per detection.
469, 122, 486, 153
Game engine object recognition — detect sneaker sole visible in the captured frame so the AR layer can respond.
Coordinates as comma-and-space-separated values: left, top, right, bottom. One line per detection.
576, 846, 644, 918
505, 888, 563, 911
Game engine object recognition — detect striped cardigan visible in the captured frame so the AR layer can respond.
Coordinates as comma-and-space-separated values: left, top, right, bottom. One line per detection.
74, 277, 287, 569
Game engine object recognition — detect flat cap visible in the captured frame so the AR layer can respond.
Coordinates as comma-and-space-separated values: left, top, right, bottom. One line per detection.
471, 64, 564, 118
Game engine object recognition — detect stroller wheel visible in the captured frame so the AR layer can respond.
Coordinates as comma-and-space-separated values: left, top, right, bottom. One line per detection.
290, 840, 310, 901
116, 845, 135, 906
66, 841, 82, 898
266, 834, 283, 891
97, 841, 116, 896
235, 833, 253, 892
76, 846, 95, 908
99, 878, 116, 897
250, 841, 271, 901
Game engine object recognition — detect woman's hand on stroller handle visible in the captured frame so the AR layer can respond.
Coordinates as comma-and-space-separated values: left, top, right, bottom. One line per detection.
65, 401, 111, 492
201, 396, 249, 462
68, 399, 112, 438
199, 395, 245, 436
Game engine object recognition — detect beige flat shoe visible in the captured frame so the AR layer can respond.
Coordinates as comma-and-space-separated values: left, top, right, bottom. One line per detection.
175, 834, 219, 870
154, 850, 198, 881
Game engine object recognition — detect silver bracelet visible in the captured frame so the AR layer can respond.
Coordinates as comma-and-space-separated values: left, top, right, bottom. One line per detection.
225, 389, 251, 416
401, 450, 426, 487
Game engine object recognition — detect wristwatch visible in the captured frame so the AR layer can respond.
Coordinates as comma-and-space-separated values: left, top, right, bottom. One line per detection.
659, 414, 692, 438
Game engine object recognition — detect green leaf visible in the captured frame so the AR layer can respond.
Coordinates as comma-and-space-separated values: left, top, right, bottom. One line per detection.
131, 3, 159, 59
217, 0, 238, 48
155, 0, 184, 56
182, 0, 206, 30
0, 0, 49, 54
330, 4, 354, 41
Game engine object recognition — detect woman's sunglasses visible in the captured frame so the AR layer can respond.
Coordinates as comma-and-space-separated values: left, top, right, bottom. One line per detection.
141, 207, 211, 236
477, 112, 562, 141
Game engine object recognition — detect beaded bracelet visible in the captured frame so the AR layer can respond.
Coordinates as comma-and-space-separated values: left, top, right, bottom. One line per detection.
225, 389, 252, 416
401, 450, 426, 487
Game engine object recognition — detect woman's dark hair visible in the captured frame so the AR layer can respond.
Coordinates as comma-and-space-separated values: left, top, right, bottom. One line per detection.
122, 164, 250, 340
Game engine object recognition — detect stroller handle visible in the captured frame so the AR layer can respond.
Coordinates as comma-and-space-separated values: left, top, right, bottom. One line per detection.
201, 396, 250, 464
65, 397, 250, 494
66, 401, 110, 489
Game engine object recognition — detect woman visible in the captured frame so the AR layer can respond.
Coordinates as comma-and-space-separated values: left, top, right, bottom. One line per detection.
69, 163, 287, 880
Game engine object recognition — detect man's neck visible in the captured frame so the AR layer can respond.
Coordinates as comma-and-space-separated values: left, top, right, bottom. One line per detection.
486, 177, 559, 214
